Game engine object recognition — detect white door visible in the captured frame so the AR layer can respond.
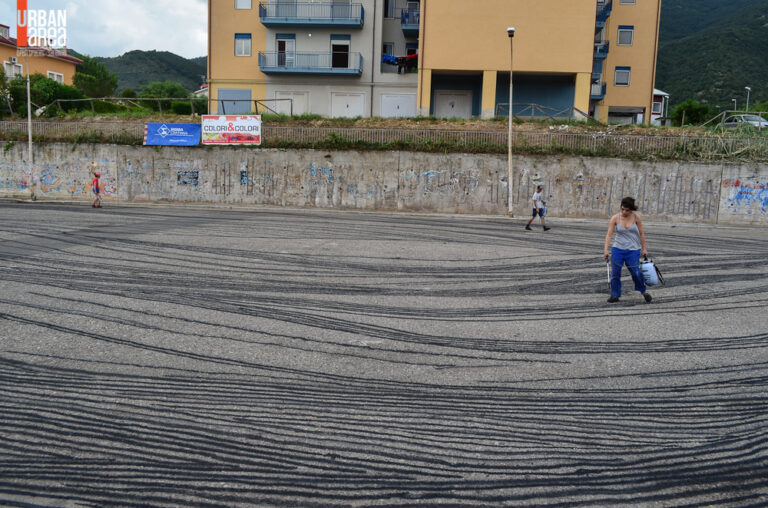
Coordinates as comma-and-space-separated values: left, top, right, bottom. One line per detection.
381, 94, 416, 118
331, 92, 365, 118
274, 91, 308, 115
434, 90, 472, 119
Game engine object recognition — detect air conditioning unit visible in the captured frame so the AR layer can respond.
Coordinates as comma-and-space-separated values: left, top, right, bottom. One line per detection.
9, 56, 17, 64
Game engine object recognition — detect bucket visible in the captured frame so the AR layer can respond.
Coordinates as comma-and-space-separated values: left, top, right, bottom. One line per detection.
641, 258, 660, 286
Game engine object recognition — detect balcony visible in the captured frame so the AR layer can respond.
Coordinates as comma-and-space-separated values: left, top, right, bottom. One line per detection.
258, 51, 363, 75
259, 2, 364, 29
591, 81, 606, 100
596, 0, 612, 27
400, 8, 420, 38
594, 41, 609, 59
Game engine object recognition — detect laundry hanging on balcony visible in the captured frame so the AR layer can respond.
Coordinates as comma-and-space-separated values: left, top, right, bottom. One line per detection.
381, 52, 418, 74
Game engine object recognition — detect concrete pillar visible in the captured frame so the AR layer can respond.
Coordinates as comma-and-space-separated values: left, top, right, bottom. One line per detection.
417, 68, 432, 117
573, 72, 591, 120
481, 70, 498, 119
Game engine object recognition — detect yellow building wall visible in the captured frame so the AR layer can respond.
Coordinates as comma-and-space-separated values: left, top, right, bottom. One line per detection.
418, 0, 596, 73
208, 0, 267, 113
1, 44, 78, 85
600, 0, 661, 124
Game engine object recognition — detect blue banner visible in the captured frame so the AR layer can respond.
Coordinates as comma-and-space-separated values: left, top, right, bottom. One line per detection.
144, 123, 201, 146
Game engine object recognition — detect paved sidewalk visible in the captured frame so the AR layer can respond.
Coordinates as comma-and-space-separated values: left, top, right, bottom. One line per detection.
1, 202, 767, 506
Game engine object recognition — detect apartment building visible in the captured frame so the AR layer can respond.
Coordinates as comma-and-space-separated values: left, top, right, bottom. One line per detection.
209, 0, 661, 124
417, 0, 661, 124
595, 0, 662, 124
0, 24, 81, 86
208, 0, 419, 117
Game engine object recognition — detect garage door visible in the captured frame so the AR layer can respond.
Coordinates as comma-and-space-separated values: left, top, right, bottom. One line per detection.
217, 88, 252, 115
331, 92, 365, 118
434, 90, 472, 119
274, 91, 308, 116
381, 94, 416, 118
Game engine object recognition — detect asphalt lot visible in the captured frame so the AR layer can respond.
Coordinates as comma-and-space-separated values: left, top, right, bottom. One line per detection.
1, 201, 767, 507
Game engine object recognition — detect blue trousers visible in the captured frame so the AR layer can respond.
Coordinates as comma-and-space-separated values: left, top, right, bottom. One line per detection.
610, 247, 646, 298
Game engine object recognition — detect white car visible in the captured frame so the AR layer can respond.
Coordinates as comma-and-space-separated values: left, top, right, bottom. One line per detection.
720, 114, 768, 128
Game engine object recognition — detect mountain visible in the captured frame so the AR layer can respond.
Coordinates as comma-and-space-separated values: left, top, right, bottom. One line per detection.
659, 0, 765, 42
71, 49, 207, 94
656, 0, 768, 108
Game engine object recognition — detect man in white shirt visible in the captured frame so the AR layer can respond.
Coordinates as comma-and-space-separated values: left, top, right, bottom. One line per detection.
525, 185, 550, 231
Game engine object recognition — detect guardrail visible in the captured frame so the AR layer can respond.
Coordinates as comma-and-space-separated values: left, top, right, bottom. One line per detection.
1, 121, 767, 161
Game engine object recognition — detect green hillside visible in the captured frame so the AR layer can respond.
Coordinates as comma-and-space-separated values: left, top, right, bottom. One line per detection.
659, 0, 764, 41
656, 0, 768, 108
71, 50, 207, 94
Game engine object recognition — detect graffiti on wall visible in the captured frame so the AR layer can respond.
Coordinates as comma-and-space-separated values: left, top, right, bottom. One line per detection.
523, 168, 719, 221
1, 144, 766, 224
722, 178, 768, 215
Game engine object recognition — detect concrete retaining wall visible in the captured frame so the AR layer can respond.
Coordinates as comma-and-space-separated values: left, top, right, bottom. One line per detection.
1, 142, 766, 225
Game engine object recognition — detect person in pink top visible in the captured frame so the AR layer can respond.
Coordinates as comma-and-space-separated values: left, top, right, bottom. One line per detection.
91, 172, 102, 208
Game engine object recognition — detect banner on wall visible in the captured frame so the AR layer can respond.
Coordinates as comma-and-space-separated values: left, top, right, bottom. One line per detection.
201, 115, 261, 145
144, 123, 201, 146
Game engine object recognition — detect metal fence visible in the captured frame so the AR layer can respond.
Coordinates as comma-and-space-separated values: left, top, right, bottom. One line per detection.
1, 121, 767, 160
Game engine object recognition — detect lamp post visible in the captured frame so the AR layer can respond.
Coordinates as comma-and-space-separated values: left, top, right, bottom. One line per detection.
732, 99, 737, 112
507, 26, 515, 217
745, 86, 751, 112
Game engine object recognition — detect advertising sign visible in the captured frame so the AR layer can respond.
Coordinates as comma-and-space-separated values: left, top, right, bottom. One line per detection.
202, 115, 262, 145
144, 123, 201, 146
17, 0, 68, 48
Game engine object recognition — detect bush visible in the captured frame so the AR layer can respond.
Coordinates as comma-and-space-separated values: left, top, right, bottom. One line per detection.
140, 81, 189, 112
671, 99, 712, 126
92, 100, 128, 113
171, 101, 192, 115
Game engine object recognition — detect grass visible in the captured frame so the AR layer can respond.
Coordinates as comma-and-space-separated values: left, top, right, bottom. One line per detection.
1, 113, 768, 161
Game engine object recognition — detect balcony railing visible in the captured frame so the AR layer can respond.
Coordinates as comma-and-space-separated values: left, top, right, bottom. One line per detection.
258, 51, 363, 75
400, 8, 420, 37
591, 82, 607, 100
259, 2, 364, 28
596, 0, 612, 25
594, 41, 609, 59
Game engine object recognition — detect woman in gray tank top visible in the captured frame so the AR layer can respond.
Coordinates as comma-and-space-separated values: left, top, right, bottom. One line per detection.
603, 197, 652, 304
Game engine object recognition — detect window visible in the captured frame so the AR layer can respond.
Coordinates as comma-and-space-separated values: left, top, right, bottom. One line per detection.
383, 0, 395, 18
615, 66, 631, 86
617, 25, 634, 45
235, 0, 251, 9
3, 61, 22, 79
652, 102, 662, 114
619, 0, 635, 3
47, 71, 64, 83
235, 33, 251, 57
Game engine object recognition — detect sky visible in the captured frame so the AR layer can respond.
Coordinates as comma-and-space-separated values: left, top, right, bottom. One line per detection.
2, 0, 207, 59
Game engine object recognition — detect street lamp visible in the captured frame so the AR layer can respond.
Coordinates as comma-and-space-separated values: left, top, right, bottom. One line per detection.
732, 99, 737, 112
507, 26, 515, 217
745, 86, 751, 112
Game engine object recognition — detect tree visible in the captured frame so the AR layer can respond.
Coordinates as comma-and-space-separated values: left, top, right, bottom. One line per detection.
139, 81, 189, 111
120, 88, 137, 98
8, 73, 86, 116
73, 55, 118, 98
670, 99, 713, 126
0, 68, 10, 116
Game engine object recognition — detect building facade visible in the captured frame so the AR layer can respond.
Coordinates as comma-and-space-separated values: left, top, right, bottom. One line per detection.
0, 24, 81, 86
208, 0, 418, 117
208, 0, 661, 124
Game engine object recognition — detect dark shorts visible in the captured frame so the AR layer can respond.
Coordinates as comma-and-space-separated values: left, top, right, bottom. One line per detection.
532, 207, 545, 218
93, 188, 100, 194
